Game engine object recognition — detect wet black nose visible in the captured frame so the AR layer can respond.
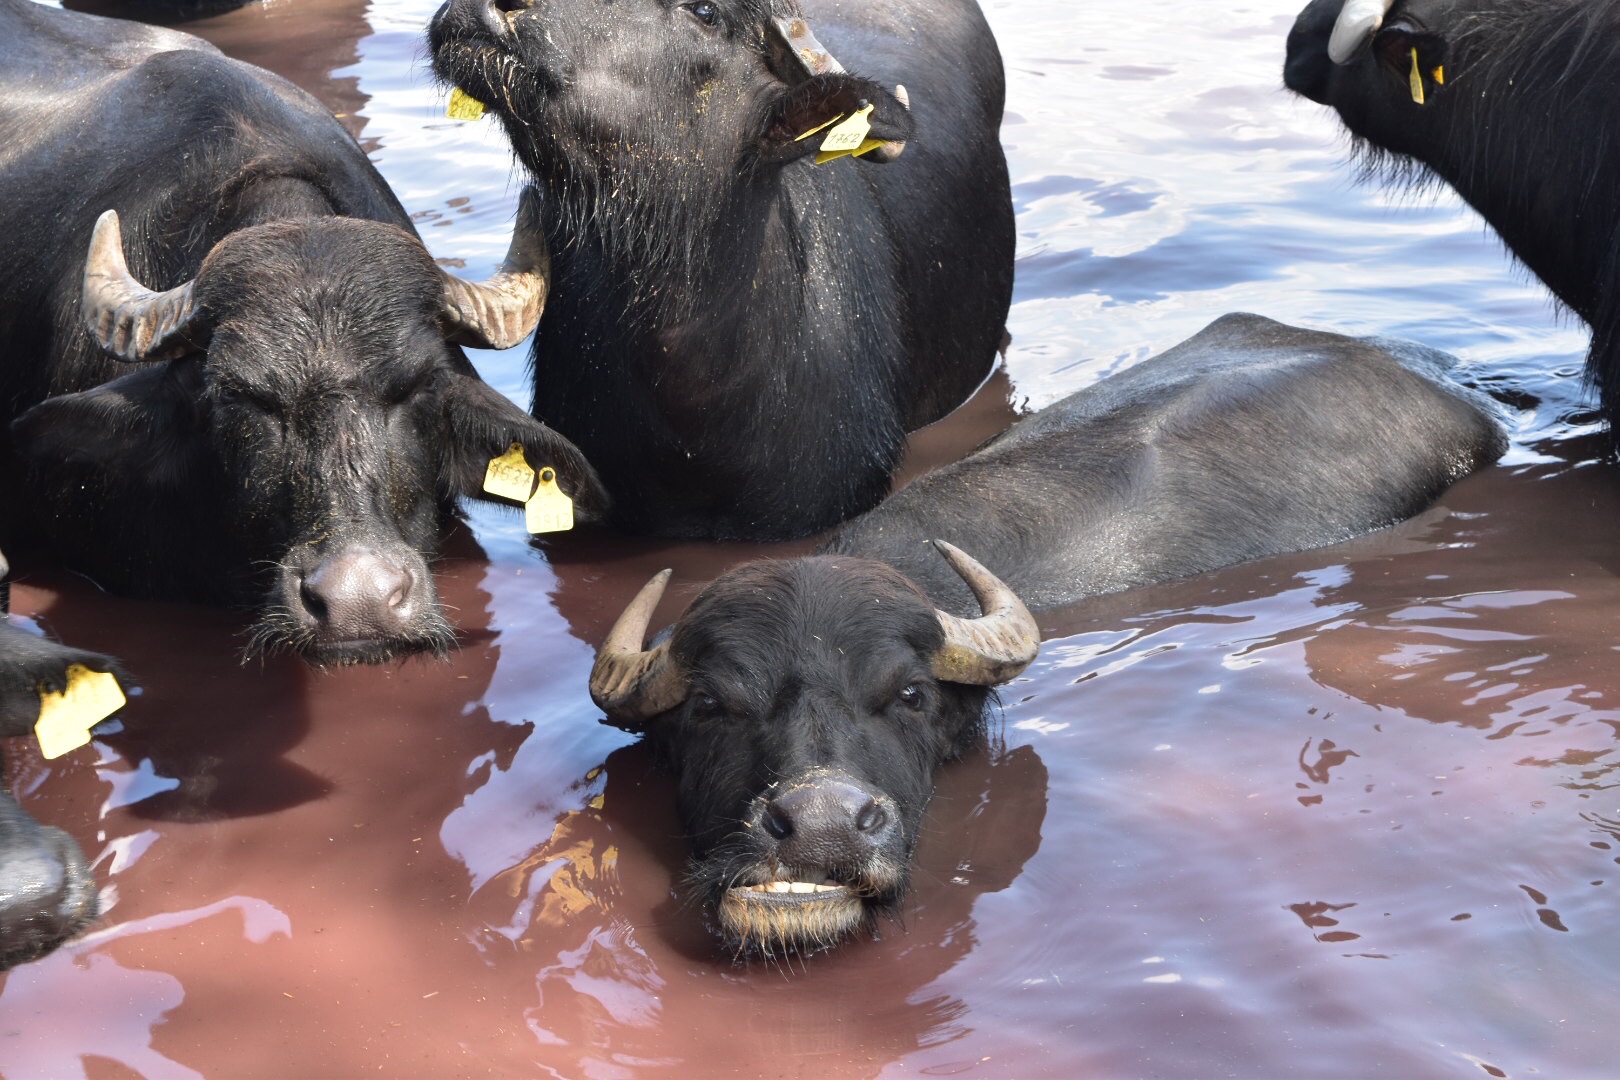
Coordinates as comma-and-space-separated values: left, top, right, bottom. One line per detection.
298, 548, 421, 643
0, 812, 98, 967
762, 775, 896, 867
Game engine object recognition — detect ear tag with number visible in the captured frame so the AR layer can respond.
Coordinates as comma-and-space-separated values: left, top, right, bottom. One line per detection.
1408, 48, 1426, 105
524, 467, 575, 534
483, 442, 538, 503
35, 665, 125, 761
814, 103, 875, 165
447, 87, 487, 121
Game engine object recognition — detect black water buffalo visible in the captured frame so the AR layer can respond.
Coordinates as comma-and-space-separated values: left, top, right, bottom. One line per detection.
0, 549, 124, 969
428, 0, 1014, 540
587, 314, 1508, 958
1284, 0, 1620, 436
0, 0, 606, 665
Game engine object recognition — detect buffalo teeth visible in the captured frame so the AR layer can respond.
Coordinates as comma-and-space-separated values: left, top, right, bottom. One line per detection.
742, 881, 845, 894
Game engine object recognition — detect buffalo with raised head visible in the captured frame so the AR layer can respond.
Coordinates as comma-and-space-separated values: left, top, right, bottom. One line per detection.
0, 548, 126, 969
1284, 0, 1620, 437
428, 0, 1014, 540
587, 314, 1508, 958
0, 0, 606, 665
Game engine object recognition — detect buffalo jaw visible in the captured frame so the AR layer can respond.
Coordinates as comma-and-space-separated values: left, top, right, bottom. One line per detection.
699, 768, 912, 960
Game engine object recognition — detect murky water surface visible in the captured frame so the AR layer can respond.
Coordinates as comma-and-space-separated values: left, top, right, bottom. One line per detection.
3, 1, 1617, 1076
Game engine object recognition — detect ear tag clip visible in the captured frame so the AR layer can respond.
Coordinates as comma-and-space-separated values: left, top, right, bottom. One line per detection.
1408, 48, 1426, 105
525, 467, 575, 534
35, 665, 125, 761
447, 87, 487, 121
1432, 65, 1445, 85
815, 104, 877, 165
483, 442, 537, 503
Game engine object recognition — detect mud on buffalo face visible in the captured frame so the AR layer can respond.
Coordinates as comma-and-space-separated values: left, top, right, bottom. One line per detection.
590, 544, 1039, 958
10, 212, 606, 665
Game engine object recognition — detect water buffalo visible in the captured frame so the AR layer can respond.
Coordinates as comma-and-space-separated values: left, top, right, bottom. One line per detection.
428, 0, 1014, 540
0, 549, 125, 969
0, 0, 606, 665
1284, 0, 1620, 437
587, 314, 1508, 958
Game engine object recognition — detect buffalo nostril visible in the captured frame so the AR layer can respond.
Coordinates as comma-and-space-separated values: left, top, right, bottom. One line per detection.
297, 549, 421, 640
855, 799, 888, 835
491, 0, 528, 12
761, 803, 794, 841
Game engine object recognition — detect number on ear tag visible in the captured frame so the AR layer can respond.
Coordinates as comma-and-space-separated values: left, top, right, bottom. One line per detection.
35, 665, 125, 761
525, 467, 575, 534
484, 443, 538, 503
819, 104, 874, 154
447, 88, 487, 121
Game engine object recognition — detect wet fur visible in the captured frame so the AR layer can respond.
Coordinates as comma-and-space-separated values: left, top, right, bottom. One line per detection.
429, 0, 1013, 539
1286, 0, 1620, 441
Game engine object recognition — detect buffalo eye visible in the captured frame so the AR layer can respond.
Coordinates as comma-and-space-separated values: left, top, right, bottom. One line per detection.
690, 692, 722, 717
682, 1, 719, 28
897, 684, 924, 711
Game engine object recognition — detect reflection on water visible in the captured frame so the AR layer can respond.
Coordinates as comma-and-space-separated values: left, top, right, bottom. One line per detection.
3, 0, 1619, 1075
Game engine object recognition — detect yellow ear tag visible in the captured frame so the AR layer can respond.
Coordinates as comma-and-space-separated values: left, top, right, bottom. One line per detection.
813, 103, 874, 165
483, 442, 537, 504
524, 467, 575, 534
1432, 65, 1445, 85
795, 113, 844, 142
1409, 48, 1426, 105
447, 87, 487, 121
35, 665, 125, 761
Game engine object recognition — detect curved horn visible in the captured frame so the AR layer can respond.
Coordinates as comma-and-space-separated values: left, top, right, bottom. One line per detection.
770, 15, 847, 78
1328, 0, 1398, 65
82, 210, 199, 362
441, 210, 551, 351
930, 540, 1041, 686
589, 569, 691, 722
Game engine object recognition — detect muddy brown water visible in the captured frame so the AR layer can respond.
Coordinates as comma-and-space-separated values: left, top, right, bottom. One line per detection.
3, 0, 1618, 1077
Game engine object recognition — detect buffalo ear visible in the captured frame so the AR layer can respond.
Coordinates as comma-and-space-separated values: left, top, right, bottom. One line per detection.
440, 370, 609, 523
9, 362, 201, 489
755, 74, 915, 167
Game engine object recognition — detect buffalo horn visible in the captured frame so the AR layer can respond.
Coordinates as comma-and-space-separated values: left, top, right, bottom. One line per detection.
81, 210, 200, 362
770, 15, 847, 78
440, 215, 551, 351
589, 569, 690, 722
1328, 0, 1398, 65
930, 540, 1041, 686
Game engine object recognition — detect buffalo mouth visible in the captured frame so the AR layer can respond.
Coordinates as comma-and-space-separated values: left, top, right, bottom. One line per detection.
713, 870, 898, 958
242, 615, 456, 668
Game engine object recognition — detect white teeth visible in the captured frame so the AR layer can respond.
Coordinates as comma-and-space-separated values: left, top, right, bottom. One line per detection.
743, 880, 845, 894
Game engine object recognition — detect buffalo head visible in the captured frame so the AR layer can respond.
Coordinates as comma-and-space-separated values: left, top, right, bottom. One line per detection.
10, 209, 607, 665
589, 542, 1040, 958
1285, 0, 1479, 154
427, 0, 915, 254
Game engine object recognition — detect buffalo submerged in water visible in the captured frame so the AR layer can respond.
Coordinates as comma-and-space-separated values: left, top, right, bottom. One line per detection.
0, 0, 607, 665
588, 314, 1508, 958
428, 0, 1015, 540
